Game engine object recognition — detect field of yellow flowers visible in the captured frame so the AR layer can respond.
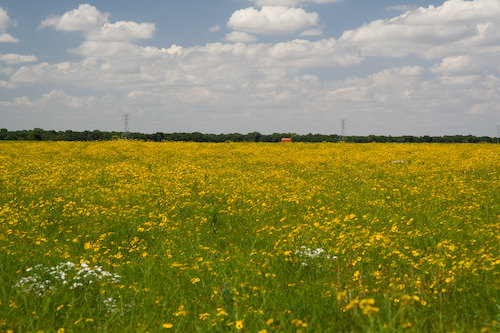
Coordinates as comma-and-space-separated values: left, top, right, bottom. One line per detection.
1, 141, 499, 331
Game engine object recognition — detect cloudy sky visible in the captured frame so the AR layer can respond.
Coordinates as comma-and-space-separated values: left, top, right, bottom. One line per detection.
1, 0, 499, 136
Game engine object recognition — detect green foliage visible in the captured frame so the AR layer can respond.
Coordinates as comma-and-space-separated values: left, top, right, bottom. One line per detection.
1, 128, 498, 143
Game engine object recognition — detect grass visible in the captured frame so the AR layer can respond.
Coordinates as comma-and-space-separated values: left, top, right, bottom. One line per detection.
0, 140, 499, 331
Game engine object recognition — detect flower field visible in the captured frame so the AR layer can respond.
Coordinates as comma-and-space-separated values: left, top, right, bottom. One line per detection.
1, 141, 499, 331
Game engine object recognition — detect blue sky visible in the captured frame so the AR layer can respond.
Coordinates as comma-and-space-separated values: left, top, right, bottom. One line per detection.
1, 0, 499, 136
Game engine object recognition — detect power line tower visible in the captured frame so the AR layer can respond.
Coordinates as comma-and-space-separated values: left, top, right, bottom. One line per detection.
122, 113, 129, 139
497, 125, 500, 144
339, 119, 346, 142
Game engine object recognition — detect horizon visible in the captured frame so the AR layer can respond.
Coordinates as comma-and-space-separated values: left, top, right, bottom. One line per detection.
3, 127, 498, 140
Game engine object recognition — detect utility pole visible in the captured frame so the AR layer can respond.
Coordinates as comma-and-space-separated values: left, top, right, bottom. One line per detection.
497, 125, 500, 144
122, 113, 129, 139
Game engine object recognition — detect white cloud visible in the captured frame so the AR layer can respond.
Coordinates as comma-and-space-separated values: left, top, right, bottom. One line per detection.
40, 4, 155, 59
0, 89, 98, 109
0, 33, 17, 43
0, 53, 37, 64
40, 4, 109, 31
300, 28, 322, 36
339, 0, 500, 59
4, 66, 500, 135
0, 7, 18, 43
386, 5, 416, 12
0, 7, 16, 30
209, 25, 220, 32
8, 38, 362, 91
432, 54, 500, 76
227, 6, 319, 35
252, 0, 342, 7
86, 21, 155, 42
224, 31, 257, 43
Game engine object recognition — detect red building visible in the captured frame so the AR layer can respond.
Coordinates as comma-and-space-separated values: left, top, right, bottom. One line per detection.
281, 138, 293, 142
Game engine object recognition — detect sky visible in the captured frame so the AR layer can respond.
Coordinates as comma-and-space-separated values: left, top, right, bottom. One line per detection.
1, 0, 500, 136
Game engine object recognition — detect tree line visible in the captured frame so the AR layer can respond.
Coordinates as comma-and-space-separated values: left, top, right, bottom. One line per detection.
0, 128, 498, 143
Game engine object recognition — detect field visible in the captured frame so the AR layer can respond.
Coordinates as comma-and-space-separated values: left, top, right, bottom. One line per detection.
1, 141, 499, 332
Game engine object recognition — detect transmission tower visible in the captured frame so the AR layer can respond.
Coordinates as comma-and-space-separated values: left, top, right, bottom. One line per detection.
122, 113, 129, 139
497, 125, 500, 144
340, 119, 346, 142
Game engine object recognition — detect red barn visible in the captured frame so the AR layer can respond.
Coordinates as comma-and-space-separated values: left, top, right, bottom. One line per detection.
281, 138, 293, 142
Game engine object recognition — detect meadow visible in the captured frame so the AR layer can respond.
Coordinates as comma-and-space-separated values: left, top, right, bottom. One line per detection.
0, 141, 499, 332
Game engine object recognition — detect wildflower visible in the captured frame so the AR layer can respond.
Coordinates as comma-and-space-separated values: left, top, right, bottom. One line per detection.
217, 308, 229, 317
173, 305, 187, 316
199, 313, 210, 320
162, 323, 173, 329
236, 320, 244, 330
191, 277, 201, 284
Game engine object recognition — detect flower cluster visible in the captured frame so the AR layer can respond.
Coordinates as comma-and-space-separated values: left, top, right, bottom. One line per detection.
294, 246, 337, 266
14, 261, 121, 296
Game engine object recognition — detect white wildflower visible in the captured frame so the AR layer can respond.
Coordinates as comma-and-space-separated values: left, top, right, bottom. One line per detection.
294, 246, 337, 266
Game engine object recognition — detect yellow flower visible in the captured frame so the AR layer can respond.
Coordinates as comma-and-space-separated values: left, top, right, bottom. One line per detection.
362, 306, 379, 315
236, 320, 244, 330
217, 308, 229, 317
162, 323, 173, 329
173, 305, 187, 316
191, 277, 201, 284
199, 313, 210, 320
57, 329, 65, 333
359, 298, 375, 309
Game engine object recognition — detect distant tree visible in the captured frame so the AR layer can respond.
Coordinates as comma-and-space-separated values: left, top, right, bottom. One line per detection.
247, 131, 262, 142
28, 128, 44, 141
0, 128, 8, 140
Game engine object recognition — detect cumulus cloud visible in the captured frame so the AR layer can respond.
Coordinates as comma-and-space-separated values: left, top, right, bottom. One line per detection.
224, 31, 257, 43
432, 54, 500, 76
0, 89, 94, 110
300, 28, 322, 36
339, 0, 500, 59
227, 6, 319, 35
0, 33, 17, 43
0, 53, 37, 64
209, 25, 220, 32
0, 7, 18, 43
86, 21, 155, 42
40, 4, 154, 45
8, 38, 362, 91
4, 65, 500, 135
40, 4, 109, 31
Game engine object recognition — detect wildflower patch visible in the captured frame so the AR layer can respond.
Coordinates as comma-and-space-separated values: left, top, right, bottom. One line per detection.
14, 261, 121, 296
